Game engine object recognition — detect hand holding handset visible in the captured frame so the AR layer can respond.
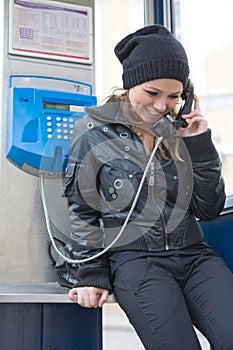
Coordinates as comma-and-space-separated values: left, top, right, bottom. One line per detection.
151, 79, 194, 138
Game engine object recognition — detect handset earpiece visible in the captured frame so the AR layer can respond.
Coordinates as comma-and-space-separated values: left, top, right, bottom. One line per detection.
174, 79, 194, 129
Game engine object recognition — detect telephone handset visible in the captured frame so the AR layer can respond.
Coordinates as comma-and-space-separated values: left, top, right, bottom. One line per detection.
174, 79, 194, 129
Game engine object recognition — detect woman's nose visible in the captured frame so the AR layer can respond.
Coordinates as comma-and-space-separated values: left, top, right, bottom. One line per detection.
153, 99, 167, 113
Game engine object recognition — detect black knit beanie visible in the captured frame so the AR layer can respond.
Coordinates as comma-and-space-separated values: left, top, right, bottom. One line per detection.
114, 24, 189, 89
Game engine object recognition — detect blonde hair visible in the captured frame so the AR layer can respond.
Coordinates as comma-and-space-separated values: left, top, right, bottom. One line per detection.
110, 88, 182, 161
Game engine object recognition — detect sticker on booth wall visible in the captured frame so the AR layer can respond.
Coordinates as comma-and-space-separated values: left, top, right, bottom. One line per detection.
8, 0, 93, 64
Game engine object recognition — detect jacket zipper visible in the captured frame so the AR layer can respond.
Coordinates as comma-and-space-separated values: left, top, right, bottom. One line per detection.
148, 161, 170, 250
160, 211, 169, 250
132, 127, 170, 250
149, 160, 155, 186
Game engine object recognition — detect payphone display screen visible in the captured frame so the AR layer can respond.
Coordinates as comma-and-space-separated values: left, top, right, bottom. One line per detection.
43, 102, 70, 111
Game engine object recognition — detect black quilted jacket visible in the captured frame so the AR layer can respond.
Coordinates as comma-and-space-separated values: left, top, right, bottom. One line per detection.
63, 99, 225, 292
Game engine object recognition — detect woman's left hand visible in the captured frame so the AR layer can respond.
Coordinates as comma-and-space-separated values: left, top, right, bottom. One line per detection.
178, 94, 208, 137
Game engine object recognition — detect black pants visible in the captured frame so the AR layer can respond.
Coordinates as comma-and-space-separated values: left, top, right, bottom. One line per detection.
112, 248, 233, 350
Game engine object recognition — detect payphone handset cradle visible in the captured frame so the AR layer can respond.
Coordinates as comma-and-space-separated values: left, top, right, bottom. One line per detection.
7, 75, 97, 176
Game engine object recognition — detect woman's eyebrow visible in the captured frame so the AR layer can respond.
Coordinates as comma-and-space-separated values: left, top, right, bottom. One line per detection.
143, 86, 182, 94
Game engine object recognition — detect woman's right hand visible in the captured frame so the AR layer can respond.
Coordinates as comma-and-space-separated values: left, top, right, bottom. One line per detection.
69, 286, 109, 308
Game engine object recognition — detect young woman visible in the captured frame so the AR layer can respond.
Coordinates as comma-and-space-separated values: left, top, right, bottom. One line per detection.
64, 25, 233, 349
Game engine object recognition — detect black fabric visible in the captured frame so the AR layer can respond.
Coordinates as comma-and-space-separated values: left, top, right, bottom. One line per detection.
112, 247, 233, 349
48, 238, 81, 288
63, 104, 225, 291
114, 24, 189, 89
183, 129, 220, 162
49, 238, 113, 292
108, 239, 211, 274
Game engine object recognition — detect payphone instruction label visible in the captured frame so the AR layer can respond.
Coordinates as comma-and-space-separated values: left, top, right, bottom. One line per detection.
9, 0, 93, 64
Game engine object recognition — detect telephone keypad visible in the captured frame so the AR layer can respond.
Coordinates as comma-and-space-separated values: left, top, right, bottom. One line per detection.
45, 114, 76, 140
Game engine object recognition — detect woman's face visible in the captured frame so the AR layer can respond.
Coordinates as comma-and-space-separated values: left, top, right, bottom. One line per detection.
128, 78, 183, 126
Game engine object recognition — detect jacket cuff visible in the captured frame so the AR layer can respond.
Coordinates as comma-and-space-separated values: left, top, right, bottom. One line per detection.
73, 264, 113, 293
183, 129, 219, 163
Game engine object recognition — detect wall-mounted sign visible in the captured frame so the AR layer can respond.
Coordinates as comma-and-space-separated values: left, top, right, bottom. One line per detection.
9, 0, 93, 64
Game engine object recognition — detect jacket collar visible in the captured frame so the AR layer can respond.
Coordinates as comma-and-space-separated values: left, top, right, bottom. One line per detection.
86, 97, 131, 125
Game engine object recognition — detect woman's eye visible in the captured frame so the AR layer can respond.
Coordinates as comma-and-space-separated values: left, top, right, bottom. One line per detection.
144, 90, 158, 96
169, 95, 180, 99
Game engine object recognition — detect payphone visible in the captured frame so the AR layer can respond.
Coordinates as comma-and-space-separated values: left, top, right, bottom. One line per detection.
1, 1, 104, 348
6, 75, 97, 175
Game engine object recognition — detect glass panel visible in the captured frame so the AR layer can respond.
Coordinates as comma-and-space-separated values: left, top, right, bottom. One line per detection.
94, 0, 145, 102
174, 0, 233, 195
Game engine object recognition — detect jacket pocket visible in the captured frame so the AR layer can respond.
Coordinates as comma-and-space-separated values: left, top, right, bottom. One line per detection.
62, 161, 77, 197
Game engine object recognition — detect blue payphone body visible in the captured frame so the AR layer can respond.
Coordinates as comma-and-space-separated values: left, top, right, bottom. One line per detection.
6, 75, 97, 175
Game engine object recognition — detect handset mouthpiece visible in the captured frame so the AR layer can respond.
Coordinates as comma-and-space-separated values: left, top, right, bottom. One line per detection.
151, 114, 176, 139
